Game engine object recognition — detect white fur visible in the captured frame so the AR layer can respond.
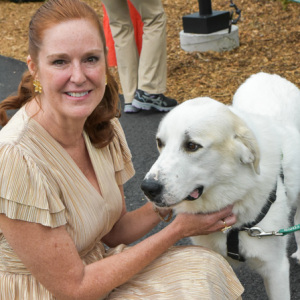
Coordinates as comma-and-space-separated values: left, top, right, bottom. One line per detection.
142, 73, 300, 300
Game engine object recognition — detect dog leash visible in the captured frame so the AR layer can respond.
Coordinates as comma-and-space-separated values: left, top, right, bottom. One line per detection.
226, 169, 284, 262
227, 223, 300, 262
244, 224, 300, 238
227, 180, 279, 261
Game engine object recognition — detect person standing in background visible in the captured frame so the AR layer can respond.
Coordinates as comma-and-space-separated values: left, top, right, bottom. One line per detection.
102, 0, 178, 113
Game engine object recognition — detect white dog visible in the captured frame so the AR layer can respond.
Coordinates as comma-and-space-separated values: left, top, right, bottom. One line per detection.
141, 73, 300, 300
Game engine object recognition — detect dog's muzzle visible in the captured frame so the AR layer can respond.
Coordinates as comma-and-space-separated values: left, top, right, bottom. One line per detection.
141, 178, 165, 205
141, 177, 204, 206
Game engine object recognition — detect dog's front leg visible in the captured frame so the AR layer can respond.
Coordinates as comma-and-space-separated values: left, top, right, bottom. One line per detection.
261, 256, 290, 300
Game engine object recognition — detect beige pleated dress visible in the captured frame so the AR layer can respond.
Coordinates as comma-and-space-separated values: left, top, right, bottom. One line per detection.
0, 106, 244, 299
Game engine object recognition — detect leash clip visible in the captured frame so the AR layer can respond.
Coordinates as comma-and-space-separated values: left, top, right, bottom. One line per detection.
243, 226, 283, 238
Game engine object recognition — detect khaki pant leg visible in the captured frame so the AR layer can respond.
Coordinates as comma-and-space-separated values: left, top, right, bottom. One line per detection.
102, 0, 139, 103
130, 0, 167, 94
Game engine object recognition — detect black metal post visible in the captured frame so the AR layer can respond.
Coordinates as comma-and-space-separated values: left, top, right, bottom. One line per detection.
182, 0, 230, 34
198, 0, 212, 15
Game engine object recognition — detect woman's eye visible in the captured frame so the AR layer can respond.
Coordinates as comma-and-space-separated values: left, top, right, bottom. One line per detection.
86, 56, 99, 63
185, 142, 202, 152
53, 60, 66, 66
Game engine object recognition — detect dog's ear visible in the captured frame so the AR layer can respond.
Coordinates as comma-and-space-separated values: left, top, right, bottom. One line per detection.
234, 121, 260, 175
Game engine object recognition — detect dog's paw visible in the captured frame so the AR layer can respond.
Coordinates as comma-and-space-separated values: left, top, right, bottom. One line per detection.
291, 251, 300, 264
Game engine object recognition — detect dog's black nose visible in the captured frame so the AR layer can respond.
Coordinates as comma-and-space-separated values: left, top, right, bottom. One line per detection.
141, 179, 163, 202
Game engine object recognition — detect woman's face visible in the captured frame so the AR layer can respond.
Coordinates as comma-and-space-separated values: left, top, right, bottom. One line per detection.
28, 19, 106, 125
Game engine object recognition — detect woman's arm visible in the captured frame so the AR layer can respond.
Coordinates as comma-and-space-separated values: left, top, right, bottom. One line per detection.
102, 186, 170, 247
0, 199, 235, 300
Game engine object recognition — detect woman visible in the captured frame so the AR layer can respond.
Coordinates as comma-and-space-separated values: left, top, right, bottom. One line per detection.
0, 0, 243, 299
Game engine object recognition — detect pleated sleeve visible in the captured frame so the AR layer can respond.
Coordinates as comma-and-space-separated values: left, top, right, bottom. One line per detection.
108, 118, 135, 185
0, 144, 66, 228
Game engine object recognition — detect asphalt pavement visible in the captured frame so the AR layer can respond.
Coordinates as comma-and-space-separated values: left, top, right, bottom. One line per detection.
1, 55, 300, 300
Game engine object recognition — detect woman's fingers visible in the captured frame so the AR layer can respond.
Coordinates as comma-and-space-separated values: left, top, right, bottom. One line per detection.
221, 213, 236, 227
175, 204, 237, 237
215, 205, 234, 220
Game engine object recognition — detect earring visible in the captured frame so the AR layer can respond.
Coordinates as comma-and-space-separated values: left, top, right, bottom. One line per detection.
33, 79, 42, 94
105, 75, 107, 86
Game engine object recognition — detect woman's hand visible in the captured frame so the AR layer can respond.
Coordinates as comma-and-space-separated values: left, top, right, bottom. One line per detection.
171, 205, 236, 239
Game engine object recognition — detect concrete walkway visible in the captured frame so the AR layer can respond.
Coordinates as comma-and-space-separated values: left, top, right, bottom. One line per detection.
1, 55, 300, 299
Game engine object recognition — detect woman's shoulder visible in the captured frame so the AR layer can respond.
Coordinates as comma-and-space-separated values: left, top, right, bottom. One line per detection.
0, 107, 29, 145
0, 110, 66, 227
110, 117, 128, 146
107, 117, 135, 184
110, 117, 122, 132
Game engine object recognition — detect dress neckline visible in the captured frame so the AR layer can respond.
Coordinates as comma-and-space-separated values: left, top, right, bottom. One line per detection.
22, 106, 104, 200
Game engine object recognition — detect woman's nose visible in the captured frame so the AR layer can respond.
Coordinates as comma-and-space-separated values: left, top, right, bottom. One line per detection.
70, 64, 86, 85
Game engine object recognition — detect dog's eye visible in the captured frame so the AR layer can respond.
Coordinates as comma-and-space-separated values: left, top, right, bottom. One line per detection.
156, 138, 163, 148
185, 142, 202, 152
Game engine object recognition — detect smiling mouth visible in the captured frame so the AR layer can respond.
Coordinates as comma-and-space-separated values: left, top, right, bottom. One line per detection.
185, 186, 204, 201
66, 91, 90, 97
